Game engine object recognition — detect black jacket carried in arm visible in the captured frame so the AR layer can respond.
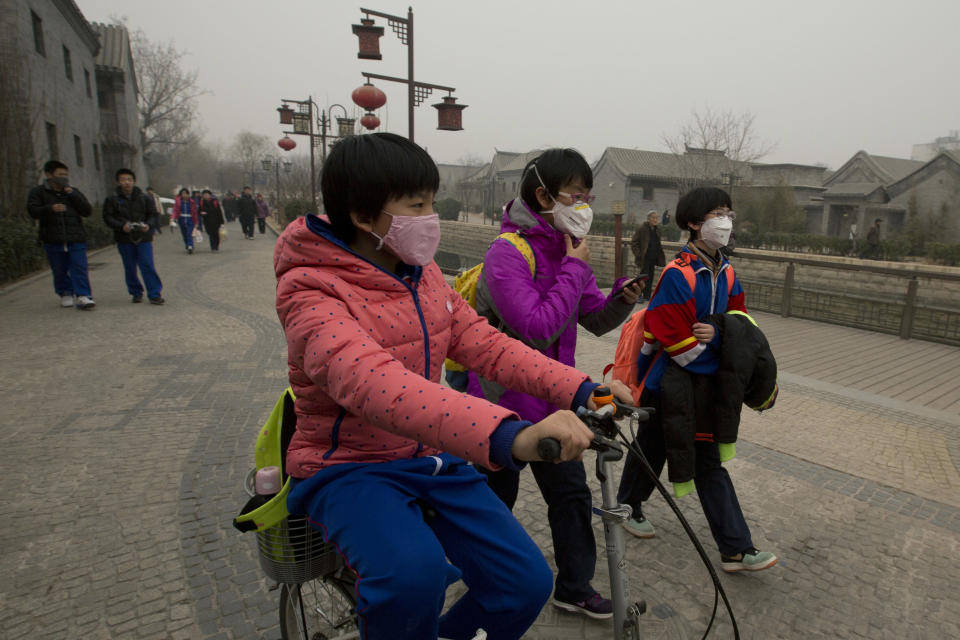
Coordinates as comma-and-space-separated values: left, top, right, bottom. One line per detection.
26, 182, 93, 245
102, 186, 159, 244
659, 312, 779, 483
237, 194, 257, 220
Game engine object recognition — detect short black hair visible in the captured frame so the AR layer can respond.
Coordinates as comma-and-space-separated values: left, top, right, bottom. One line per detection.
115, 168, 136, 180
242, 186, 251, 191
321, 132, 440, 243
43, 160, 68, 174
178, 187, 189, 196
146, 186, 154, 191
874, 218, 882, 223
676, 187, 732, 239
202, 189, 212, 195
519, 148, 592, 212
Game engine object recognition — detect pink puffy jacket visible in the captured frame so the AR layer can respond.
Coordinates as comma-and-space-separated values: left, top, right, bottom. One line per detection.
275, 216, 590, 477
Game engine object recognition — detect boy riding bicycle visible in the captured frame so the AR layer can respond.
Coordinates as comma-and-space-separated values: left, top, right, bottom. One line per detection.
274, 133, 630, 639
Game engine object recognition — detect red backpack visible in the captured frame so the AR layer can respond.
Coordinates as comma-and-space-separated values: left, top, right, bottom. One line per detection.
603, 256, 735, 402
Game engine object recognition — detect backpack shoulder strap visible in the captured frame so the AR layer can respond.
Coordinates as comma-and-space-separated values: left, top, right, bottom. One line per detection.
497, 232, 536, 278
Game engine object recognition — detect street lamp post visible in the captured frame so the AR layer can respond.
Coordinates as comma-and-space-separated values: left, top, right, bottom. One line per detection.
277, 98, 356, 210
261, 156, 292, 208
352, 7, 466, 142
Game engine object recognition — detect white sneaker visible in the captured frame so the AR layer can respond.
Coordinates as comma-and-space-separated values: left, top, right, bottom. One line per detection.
76, 296, 96, 310
60, 295, 75, 308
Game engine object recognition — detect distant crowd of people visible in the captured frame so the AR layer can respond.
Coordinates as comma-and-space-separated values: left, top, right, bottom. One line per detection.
27, 158, 273, 310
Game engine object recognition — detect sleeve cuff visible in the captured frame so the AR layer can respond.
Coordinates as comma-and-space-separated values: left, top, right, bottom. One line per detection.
489, 419, 531, 472
571, 380, 600, 411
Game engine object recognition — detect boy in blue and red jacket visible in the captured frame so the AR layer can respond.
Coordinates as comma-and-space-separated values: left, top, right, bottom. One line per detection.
617, 187, 778, 573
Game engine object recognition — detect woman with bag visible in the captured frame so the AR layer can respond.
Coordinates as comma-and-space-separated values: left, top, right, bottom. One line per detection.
199, 189, 226, 252
172, 187, 199, 254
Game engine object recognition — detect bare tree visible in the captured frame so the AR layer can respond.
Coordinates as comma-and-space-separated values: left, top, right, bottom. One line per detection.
662, 107, 777, 194
231, 131, 271, 190
130, 29, 206, 163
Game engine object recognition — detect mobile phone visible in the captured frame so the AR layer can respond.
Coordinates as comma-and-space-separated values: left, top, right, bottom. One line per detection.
617, 273, 650, 297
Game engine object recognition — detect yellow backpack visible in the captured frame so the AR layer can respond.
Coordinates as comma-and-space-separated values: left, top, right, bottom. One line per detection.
444, 232, 535, 373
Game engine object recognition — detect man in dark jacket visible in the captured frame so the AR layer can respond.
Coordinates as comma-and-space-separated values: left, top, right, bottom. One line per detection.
630, 210, 665, 300
26, 160, 96, 309
222, 191, 238, 222
237, 186, 258, 239
102, 168, 165, 304
199, 189, 226, 252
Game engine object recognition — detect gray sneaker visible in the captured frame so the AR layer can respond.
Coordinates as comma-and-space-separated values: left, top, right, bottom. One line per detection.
720, 548, 778, 572
622, 515, 655, 539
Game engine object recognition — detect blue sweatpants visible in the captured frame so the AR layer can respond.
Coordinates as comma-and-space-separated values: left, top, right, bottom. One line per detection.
178, 217, 195, 249
43, 242, 92, 297
116, 242, 163, 299
288, 453, 554, 640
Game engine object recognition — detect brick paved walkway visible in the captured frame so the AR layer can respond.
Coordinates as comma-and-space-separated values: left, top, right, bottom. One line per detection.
0, 222, 957, 639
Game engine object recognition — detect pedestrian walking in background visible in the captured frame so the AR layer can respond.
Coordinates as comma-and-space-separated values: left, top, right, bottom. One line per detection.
617, 187, 777, 573
631, 210, 666, 301
172, 187, 199, 254
237, 186, 257, 239
26, 160, 96, 309
255, 193, 270, 234
222, 191, 238, 222
465, 148, 643, 620
861, 218, 881, 260
199, 189, 226, 252
102, 168, 164, 305
146, 187, 163, 234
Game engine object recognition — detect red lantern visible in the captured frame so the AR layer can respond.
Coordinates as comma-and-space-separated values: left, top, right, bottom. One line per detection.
352, 83, 387, 111
277, 136, 296, 151
433, 96, 467, 131
360, 113, 381, 130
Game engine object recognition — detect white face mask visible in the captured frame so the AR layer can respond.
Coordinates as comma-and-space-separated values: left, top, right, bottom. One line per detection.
700, 216, 733, 251
531, 164, 594, 238
551, 200, 594, 238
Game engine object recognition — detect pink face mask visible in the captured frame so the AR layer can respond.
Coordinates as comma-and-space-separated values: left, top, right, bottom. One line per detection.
371, 212, 441, 266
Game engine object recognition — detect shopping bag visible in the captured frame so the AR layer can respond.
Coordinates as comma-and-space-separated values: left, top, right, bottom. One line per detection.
219, 226, 228, 240
192, 228, 203, 243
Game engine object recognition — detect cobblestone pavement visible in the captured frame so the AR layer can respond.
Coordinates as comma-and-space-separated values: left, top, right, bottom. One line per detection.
0, 222, 958, 639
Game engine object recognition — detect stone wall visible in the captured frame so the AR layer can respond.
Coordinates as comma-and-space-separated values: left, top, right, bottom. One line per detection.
438, 220, 960, 344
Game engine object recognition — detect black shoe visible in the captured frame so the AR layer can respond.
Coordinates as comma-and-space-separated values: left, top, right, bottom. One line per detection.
132, 295, 143, 303
149, 297, 165, 305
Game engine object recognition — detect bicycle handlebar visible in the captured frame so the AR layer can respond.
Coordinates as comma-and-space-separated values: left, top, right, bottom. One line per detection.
537, 392, 655, 462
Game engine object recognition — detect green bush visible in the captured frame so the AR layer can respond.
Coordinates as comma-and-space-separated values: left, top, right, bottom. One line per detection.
0, 205, 115, 285
281, 199, 312, 228
435, 198, 463, 221
927, 242, 960, 266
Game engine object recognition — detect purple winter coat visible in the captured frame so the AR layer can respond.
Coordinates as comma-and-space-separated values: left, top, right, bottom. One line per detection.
466, 198, 633, 423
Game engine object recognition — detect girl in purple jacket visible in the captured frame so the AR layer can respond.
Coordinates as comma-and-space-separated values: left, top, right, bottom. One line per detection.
467, 148, 643, 619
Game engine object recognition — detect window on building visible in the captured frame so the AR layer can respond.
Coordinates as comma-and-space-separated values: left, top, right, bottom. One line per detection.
84, 69, 92, 97
643, 186, 655, 201
62, 45, 72, 81
74, 135, 84, 167
93, 144, 101, 171
45, 122, 58, 159
31, 11, 45, 56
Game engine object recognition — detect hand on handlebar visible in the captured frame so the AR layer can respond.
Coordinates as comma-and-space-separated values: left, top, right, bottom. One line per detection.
586, 379, 634, 411
512, 410, 594, 463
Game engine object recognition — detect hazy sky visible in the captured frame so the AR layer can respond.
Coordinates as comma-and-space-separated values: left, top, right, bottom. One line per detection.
76, 0, 959, 169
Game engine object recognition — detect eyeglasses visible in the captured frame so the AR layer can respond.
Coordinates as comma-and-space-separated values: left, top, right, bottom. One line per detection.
558, 191, 596, 204
706, 208, 736, 221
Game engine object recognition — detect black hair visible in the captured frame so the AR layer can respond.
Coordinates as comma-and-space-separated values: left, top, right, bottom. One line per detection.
874, 218, 882, 223
202, 189, 212, 195
146, 186, 154, 191
43, 160, 68, 174
675, 187, 732, 239
178, 187, 189, 196
519, 148, 592, 212
242, 186, 251, 191
321, 132, 440, 243
115, 168, 136, 180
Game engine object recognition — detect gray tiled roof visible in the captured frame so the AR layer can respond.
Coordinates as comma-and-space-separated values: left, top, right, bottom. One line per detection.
822, 182, 884, 197
869, 155, 925, 183
604, 147, 683, 178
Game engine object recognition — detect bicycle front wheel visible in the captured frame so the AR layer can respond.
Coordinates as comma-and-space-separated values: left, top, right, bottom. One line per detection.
279, 572, 359, 640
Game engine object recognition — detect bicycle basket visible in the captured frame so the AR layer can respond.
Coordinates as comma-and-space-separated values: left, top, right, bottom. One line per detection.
255, 514, 342, 584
